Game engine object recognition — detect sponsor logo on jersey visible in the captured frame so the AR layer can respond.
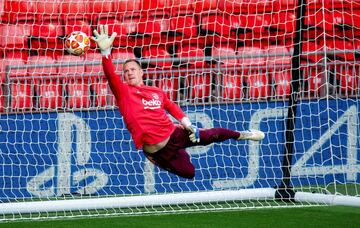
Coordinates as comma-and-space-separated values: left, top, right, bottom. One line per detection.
142, 93, 161, 109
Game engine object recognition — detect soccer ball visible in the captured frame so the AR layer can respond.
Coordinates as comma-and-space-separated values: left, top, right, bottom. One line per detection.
65, 31, 91, 56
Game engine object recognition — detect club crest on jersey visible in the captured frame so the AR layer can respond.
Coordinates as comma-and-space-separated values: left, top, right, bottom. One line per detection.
152, 93, 159, 100
142, 93, 161, 110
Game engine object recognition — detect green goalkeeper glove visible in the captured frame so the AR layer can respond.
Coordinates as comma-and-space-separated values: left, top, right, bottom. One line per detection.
92, 25, 117, 57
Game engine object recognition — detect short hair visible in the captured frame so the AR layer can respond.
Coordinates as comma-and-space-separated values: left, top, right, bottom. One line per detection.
123, 59, 141, 69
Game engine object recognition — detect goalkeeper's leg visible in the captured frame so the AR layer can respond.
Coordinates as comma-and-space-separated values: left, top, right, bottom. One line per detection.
143, 127, 265, 179
144, 148, 195, 179
196, 128, 265, 146
196, 128, 240, 146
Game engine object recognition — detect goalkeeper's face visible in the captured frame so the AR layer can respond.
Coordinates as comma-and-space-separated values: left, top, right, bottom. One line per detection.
123, 61, 144, 86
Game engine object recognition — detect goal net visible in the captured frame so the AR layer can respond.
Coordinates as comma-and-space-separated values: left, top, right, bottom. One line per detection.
0, 0, 359, 221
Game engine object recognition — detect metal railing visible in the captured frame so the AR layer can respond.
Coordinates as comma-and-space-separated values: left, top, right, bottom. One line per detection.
2, 52, 359, 113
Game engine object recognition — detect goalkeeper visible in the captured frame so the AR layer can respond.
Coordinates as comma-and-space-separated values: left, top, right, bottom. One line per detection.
92, 25, 265, 179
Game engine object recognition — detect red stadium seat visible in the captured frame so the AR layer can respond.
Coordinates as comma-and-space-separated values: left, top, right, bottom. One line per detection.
86, 1, 115, 22
321, 38, 355, 61
121, 16, 140, 35
239, 13, 272, 40
193, 0, 218, 13
271, 10, 296, 32
245, 72, 270, 99
113, 0, 141, 13
0, 59, 5, 83
343, 9, 360, 38
277, 0, 327, 10
0, 86, 4, 112
1, 0, 35, 23
10, 80, 33, 111
97, 17, 122, 46
201, 14, 232, 39
34, 1, 59, 14
156, 77, 180, 101
37, 79, 63, 110
301, 41, 323, 63
307, 9, 343, 33
97, 16, 140, 46
137, 16, 170, 37
34, 2, 60, 21
304, 8, 346, 38
0, 24, 30, 49
141, 0, 166, 14
219, 0, 280, 14
91, 77, 115, 107
303, 8, 326, 39
304, 0, 323, 10
112, 49, 136, 73
166, 0, 194, 15
30, 20, 64, 49
343, 8, 360, 26
57, 55, 85, 76
64, 18, 92, 37
277, 0, 295, 10
85, 51, 104, 75
185, 73, 211, 102
212, 44, 237, 66
334, 64, 359, 95
86, 0, 113, 15
176, 45, 206, 68
270, 10, 296, 42
230, 14, 271, 34
266, 45, 291, 66
170, 15, 198, 37
66, 78, 91, 108
0, 57, 27, 82
30, 20, 65, 39
142, 46, 172, 69
273, 70, 291, 97
97, 17, 120, 31
324, 0, 360, 9
303, 66, 323, 96
221, 74, 243, 100
27, 55, 58, 77
5, 50, 28, 60
237, 47, 266, 66
329, 10, 345, 30
60, 0, 87, 20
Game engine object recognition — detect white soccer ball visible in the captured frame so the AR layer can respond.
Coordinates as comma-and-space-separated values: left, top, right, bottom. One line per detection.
65, 31, 91, 56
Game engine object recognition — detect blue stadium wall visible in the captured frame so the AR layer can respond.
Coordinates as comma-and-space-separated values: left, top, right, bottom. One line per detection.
0, 99, 359, 200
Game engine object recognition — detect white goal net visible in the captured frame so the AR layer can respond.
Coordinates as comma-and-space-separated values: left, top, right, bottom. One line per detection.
0, 0, 359, 221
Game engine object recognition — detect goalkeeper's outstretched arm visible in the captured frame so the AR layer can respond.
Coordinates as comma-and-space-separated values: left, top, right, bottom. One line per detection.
92, 25, 124, 102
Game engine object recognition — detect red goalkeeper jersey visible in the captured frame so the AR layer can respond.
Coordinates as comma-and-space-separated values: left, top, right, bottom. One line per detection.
102, 56, 186, 149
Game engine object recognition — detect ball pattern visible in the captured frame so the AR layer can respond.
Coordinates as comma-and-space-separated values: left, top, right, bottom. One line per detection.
65, 31, 90, 56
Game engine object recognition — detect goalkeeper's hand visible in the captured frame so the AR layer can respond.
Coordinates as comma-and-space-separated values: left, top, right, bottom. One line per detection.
92, 25, 117, 57
187, 125, 200, 143
181, 117, 200, 143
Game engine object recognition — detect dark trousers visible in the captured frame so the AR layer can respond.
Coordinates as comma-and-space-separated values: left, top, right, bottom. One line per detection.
143, 126, 240, 179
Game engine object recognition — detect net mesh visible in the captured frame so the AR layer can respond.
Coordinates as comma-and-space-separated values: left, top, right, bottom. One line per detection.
0, 0, 359, 221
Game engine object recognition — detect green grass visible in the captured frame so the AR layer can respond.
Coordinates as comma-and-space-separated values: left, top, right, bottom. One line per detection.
1, 206, 360, 228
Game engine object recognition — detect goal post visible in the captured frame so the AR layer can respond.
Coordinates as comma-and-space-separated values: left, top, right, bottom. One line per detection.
0, 0, 360, 221
1, 188, 360, 215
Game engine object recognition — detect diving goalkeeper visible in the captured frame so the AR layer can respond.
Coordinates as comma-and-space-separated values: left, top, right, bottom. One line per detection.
92, 25, 265, 179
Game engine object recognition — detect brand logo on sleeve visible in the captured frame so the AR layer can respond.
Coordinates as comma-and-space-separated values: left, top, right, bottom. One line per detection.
142, 93, 161, 110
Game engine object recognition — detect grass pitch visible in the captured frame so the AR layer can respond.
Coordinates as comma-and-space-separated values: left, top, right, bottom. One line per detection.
1, 206, 360, 228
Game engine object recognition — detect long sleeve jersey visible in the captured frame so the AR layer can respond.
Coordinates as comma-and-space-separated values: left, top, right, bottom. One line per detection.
102, 56, 186, 149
